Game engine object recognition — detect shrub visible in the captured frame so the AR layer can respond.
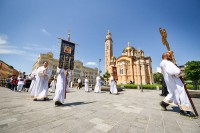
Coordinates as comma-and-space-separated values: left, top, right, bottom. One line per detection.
186, 84, 200, 90
118, 84, 162, 90
118, 84, 199, 90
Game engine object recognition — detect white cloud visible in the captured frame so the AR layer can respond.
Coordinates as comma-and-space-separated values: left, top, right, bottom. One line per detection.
86, 62, 97, 66
0, 34, 25, 55
41, 28, 51, 36
23, 44, 50, 51
0, 34, 27, 55
0, 35, 8, 45
0, 34, 57, 59
0, 49, 25, 55
0, 44, 17, 49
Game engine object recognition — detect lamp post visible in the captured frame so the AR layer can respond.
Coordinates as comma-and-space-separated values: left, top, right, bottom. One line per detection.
136, 53, 143, 92
99, 58, 101, 74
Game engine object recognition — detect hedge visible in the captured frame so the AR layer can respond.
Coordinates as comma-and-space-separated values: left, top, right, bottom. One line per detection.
117, 84, 199, 90
118, 84, 162, 90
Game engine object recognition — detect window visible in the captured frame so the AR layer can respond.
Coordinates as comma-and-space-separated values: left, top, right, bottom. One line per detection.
120, 69, 123, 74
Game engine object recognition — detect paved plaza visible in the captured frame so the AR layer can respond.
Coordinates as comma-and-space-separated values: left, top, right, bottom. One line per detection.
0, 87, 199, 133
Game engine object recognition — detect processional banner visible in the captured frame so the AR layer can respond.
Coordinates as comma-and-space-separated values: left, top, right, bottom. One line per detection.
58, 39, 75, 70
112, 66, 118, 80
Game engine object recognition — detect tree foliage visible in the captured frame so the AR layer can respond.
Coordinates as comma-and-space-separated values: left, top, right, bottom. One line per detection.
153, 72, 162, 84
184, 61, 200, 89
103, 70, 110, 82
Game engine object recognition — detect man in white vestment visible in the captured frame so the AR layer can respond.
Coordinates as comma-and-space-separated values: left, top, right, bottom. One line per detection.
110, 74, 118, 95
85, 76, 89, 92
77, 77, 82, 90
53, 67, 67, 106
49, 76, 56, 93
160, 52, 193, 116
66, 69, 71, 92
33, 61, 51, 101
17, 75, 24, 92
29, 69, 37, 96
94, 75, 101, 93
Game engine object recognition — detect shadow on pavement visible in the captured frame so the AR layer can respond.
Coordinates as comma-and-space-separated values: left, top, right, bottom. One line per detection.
62, 101, 96, 107
168, 106, 180, 113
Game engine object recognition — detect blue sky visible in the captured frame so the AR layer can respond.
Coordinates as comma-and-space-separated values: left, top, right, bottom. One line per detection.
0, 0, 200, 75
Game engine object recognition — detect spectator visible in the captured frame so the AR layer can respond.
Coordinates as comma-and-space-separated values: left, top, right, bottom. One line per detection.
17, 76, 24, 92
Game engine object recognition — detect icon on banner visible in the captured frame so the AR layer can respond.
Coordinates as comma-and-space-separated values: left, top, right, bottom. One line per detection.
64, 46, 72, 54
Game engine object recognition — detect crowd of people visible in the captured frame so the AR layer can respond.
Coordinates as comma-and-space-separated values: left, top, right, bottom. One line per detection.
2, 52, 197, 117
3, 60, 118, 107
3, 74, 31, 92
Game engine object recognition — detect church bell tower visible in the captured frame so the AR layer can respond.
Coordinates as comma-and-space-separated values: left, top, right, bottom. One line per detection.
105, 30, 113, 73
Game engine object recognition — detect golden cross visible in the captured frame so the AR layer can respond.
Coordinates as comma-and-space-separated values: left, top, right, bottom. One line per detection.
159, 28, 176, 64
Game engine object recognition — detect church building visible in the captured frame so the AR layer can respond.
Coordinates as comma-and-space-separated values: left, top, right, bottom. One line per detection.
105, 31, 153, 85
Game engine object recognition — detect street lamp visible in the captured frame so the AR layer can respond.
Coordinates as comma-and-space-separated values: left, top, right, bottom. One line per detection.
136, 53, 143, 92
99, 58, 101, 74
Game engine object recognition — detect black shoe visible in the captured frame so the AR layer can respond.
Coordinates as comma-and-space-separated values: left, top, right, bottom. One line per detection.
55, 101, 63, 106
186, 111, 196, 117
33, 98, 37, 101
55, 101, 60, 106
180, 110, 188, 116
160, 101, 169, 111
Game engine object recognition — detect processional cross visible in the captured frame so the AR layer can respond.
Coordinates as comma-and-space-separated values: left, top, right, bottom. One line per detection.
159, 28, 176, 64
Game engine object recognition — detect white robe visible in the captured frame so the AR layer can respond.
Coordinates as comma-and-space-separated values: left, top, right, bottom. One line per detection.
53, 68, 66, 103
17, 77, 24, 92
110, 76, 118, 94
66, 70, 71, 92
85, 79, 89, 92
160, 59, 192, 111
49, 80, 56, 93
94, 76, 101, 93
29, 69, 37, 94
33, 66, 51, 99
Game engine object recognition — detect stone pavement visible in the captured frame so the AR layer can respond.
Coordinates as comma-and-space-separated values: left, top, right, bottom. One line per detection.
0, 87, 199, 133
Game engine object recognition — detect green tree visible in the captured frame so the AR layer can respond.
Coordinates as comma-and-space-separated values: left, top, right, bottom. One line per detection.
103, 70, 110, 86
153, 72, 162, 84
9, 65, 13, 69
184, 61, 200, 90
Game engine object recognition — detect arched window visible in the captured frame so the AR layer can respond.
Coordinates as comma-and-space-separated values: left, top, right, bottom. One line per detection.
120, 68, 123, 74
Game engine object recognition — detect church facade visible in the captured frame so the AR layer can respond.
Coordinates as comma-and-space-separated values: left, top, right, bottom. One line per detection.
105, 31, 153, 85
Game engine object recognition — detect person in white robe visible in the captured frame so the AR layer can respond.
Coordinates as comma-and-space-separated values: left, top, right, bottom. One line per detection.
77, 77, 82, 90
70, 81, 74, 88
66, 70, 71, 92
160, 52, 192, 115
110, 74, 118, 94
33, 61, 51, 101
85, 76, 89, 92
53, 67, 67, 106
94, 75, 101, 93
17, 76, 24, 92
29, 69, 37, 96
49, 77, 57, 93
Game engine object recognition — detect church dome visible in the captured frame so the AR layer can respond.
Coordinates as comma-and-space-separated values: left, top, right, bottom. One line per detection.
122, 45, 135, 53
47, 52, 53, 58
122, 42, 135, 53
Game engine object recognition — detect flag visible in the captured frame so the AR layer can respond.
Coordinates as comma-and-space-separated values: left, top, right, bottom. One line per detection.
58, 39, 75, 70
